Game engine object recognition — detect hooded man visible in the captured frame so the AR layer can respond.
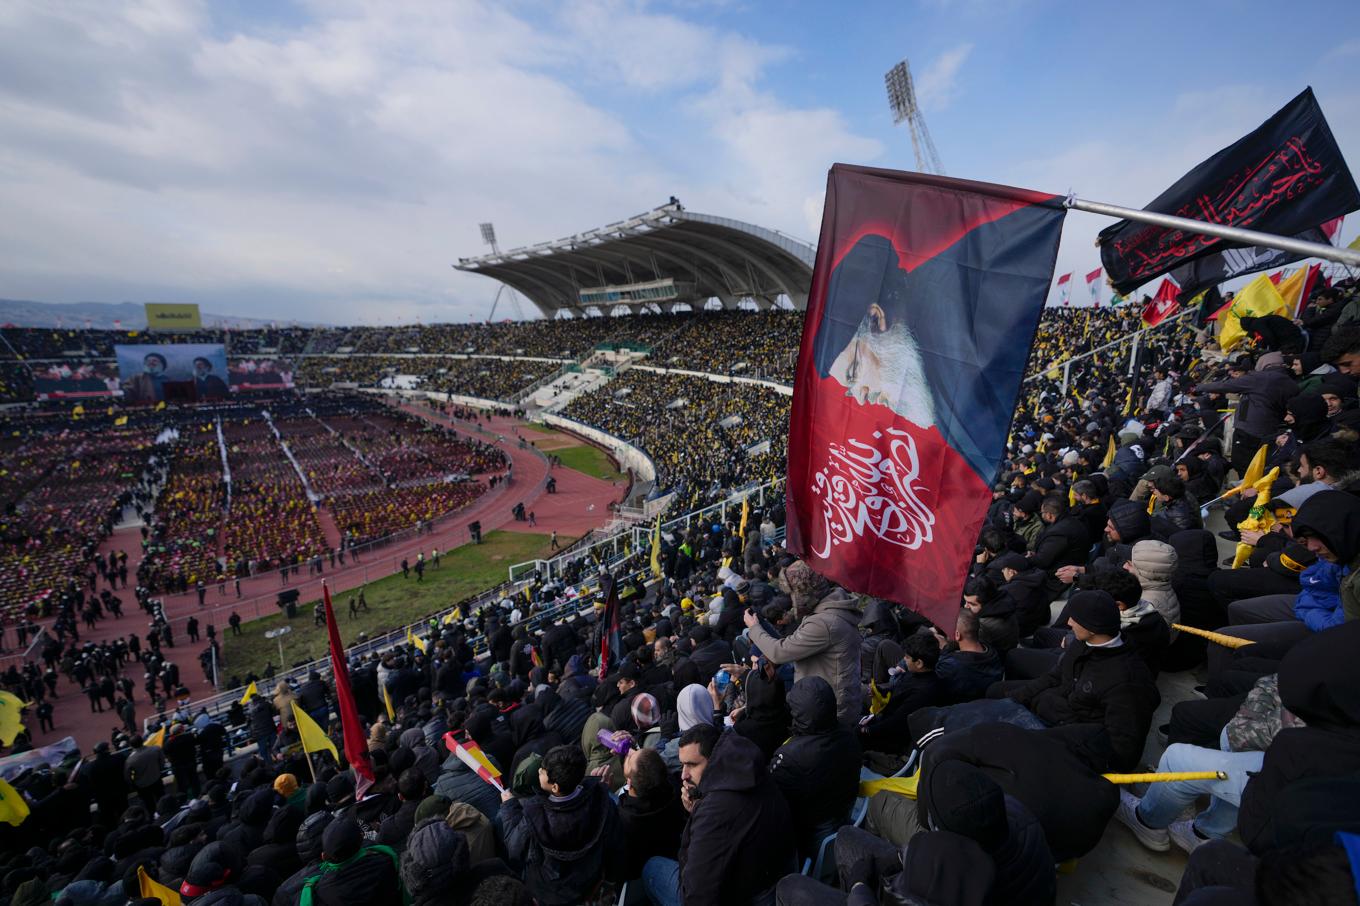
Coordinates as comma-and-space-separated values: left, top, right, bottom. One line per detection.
768, 677, 861, 860
744, 560, 863, 728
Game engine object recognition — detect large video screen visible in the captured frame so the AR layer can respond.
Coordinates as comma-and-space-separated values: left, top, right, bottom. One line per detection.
114, 344, 231, 404
228, 358, 295, 391
33, 361, 123, 400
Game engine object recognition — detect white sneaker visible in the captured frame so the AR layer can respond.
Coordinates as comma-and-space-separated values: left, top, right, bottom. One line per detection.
1115, 790, 1171, 852
1168, 818, 1207, 854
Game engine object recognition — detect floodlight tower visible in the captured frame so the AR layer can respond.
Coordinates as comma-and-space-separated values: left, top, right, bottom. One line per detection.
479, 222, 524, 321
884, 60, 945, 175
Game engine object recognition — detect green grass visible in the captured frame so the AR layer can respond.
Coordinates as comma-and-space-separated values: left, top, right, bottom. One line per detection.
553, 444, 625, 482
220, 531, 566, 679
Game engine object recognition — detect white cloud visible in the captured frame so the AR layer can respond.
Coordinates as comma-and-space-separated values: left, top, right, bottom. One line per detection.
915, 43, 973, 112
0, 0, 880, 322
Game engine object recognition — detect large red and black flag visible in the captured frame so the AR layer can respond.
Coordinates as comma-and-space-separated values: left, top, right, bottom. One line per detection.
1099, 88, 1359, 294
596, 572, 622, 680
786, 165, 1066, 630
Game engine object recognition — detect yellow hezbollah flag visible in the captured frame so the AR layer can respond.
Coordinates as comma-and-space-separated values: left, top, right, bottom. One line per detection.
1221, 445, 1269, 500
649, 513, 662, 579
240, 681, 259, 704
144, 302, 202, 329
383, 683, 396, 720
290, 701, 338, 762
739, 497, 750, 538
155, 401, 167, 411
1232, 466, 1281, 568
861, 771, 921, 800
146, 726, 165, 747
1219, 273, 1288, 352
407, 628, 427, 654
0, 777, 29, 827
1100, 435, 1117, 470
0, 691, 28, 746
137, 865, 181, 906
114, 415, 129, 426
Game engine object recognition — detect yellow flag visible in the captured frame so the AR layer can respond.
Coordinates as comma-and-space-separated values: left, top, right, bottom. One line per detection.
1222, 444, 1269, 500
383, 683, 396, 720
240, 681, 258, 705
290, 701, 338, 762
1275, 268, 1307, 317
137, 865, 181, 906
1100, 435, 1117, 470
155, 401, 167, 411
0, 691, 28, 746
114, 415, 129, 426
649, 513, 662, 579
860, 771, 921, 800
0, 777, 29, 827
1219, 273, 1288, 352
146, 726, 165, 747
739, 497, 749, 538
407, 628, 426, 654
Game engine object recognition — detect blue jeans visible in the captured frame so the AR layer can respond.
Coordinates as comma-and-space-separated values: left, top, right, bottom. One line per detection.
1136, 734, 1264, 838
642, 857, 680, 906
642, 856, 776, 906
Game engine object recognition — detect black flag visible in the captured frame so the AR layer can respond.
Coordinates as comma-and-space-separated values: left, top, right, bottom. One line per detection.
1099, 88, 1359, 294
1169, 220, 1340, 298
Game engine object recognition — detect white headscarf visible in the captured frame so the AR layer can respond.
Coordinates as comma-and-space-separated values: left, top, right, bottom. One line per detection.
677, 683, 715, 731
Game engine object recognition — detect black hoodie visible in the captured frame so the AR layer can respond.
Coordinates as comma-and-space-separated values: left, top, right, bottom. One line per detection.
768, 677, 861, 859
679, 732, 796, 905
1239, 620, 1360, 854
499, 778, 622, 906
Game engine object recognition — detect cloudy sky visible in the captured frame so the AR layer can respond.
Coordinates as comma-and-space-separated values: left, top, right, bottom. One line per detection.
1, 0, 1358, 323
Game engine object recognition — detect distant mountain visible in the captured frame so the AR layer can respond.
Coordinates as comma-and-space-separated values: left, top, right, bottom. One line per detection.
0, 299, 328, 329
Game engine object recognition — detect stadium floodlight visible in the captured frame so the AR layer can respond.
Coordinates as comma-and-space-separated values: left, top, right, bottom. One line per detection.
479, 222, 500, 254
884, 60, 945, 175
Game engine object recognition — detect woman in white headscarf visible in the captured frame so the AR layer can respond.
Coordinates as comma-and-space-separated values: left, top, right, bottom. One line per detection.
663, 683, 719, 771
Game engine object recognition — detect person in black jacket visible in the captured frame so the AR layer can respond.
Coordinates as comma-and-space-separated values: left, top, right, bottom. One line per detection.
1237, 619, 1360, 855
650, 724, 796, 906
859, 633, 941, 756
297, 672, 330, 727
991, 590, 1160, 772
377, 769, 429, 848
616, 747, 687, 881
991, 552, 1050, 638
962, 574, 1018, 652
499, 744, 622, 906
1028, 496, 1092, 602
298, 818, 403, 906
768, 677, 861, 861
934, 608, 1004, 704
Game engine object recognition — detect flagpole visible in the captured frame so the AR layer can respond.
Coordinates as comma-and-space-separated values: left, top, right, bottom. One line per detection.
1067, 197, 1360, 268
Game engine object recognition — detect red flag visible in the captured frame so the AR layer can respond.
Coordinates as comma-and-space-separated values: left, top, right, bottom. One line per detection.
786, 164, 1067, 631
1268, 270, 1283, 285
1085, 267, 1103, 284
597, 574, 621, 681
1085, 267, 1103, 307
323, 584, 375, 790
1056, 272, 1072, 306
1141, 278, 1180, 326
1293, 263, 1324, 317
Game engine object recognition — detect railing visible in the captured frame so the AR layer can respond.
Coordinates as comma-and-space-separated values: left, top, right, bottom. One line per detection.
1021, 309, 1192, 395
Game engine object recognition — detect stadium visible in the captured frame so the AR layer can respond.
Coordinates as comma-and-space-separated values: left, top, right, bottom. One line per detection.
4, 9, 1360, 906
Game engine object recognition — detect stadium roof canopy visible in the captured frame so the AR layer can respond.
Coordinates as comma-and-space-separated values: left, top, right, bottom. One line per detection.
454, 201, 816, 317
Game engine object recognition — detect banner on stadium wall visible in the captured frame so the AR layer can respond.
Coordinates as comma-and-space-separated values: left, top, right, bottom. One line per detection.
786, 164, 1066, 630
1098, 88, 1360, 294
144, 303, 202, 330
33, 361, 122, 400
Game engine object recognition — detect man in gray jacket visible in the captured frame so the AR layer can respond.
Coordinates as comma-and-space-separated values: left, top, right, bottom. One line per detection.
744, 559, 862, 727
1198, 358, 1297, 475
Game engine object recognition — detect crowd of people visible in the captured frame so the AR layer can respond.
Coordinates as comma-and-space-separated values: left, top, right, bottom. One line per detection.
3, 277, 1360, 904
560, 371, 789, 508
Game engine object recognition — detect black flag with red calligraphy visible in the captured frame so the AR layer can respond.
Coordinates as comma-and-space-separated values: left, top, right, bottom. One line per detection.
1098, 88, 1359, 294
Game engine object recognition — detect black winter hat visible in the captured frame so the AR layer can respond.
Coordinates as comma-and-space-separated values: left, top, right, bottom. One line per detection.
180, 842, 243, 898
922, 760, 1008, 852
325, 773, 355, 808
1066, 590, 1121, 637
1265, 543, 1317, 578
321, 818, 363, 863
